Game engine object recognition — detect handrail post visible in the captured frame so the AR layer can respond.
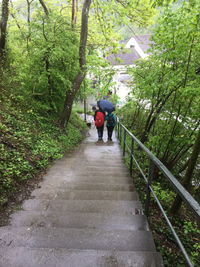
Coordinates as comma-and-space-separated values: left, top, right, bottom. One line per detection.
123, 128, 126, 156
145, 159, 154, 217
117, 121, 119, 139
130, 138, 134, 175
120, 124, 122, 144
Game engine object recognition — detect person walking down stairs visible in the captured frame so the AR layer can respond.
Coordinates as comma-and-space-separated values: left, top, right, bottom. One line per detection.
94, 106, 105, 141
104, 112, 117, 141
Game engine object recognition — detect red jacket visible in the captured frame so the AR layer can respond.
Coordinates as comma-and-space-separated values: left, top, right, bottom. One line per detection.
94, 111, 105, 127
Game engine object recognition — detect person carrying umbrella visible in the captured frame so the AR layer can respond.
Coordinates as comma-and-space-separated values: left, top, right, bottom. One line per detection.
104, 111, 117, 141
97, 99, 115, 113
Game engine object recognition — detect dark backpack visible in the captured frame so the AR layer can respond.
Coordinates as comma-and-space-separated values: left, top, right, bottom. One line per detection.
108, 114, 115, 126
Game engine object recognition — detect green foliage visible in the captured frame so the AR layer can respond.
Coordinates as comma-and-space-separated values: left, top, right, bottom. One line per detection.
121, 0, 200, 180
152, 182, 176, 207
122, 156, 200, 267
5, 0, 158, 125
8, 10, 79, 116
0, 96, 87, 207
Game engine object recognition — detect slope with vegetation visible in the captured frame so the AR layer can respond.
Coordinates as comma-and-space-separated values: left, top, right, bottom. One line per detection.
0, 86, 88, 223
2, 0, 199, 265
0, 0, 156, 219
117, 0, 200, 265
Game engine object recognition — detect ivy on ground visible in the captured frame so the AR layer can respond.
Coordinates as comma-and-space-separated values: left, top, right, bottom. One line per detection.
0, 98, 87, 208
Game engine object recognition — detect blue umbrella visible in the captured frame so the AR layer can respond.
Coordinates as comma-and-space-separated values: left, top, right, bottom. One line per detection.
97, 99, 115, 113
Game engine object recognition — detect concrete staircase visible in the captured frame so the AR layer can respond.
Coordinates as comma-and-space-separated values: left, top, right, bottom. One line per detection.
0, 127, 164, 267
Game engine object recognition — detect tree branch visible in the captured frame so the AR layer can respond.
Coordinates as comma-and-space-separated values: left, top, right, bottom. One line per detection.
39, 0, 49, 16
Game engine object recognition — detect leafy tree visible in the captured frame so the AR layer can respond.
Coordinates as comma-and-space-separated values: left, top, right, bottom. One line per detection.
59, 0, 157, 127
60, 0, 92, 127
5, 0, 157, 127
8, 1, 80, 115
125, 0, 200, 179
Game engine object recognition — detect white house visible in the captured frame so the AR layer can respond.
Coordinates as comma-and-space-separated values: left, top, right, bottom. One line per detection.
78, 35, 152, 112
107, 35, 152, 105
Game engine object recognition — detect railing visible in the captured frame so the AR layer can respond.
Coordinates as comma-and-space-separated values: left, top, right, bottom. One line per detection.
117, 121, 200, 267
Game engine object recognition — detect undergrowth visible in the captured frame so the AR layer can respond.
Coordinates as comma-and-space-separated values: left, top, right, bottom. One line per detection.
122, 152, 200, 267
0, 95, 87, 209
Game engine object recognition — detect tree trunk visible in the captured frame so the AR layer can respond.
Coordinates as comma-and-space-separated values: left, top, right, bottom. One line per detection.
72, 0, 79, 27
72, 0, 75, 28
26, 0, 32, 51
0, 0, 9, 62
171, 128, 200, 214
39, 0, 49, 16
60, 0, 91, 128
39, 0, 53, 109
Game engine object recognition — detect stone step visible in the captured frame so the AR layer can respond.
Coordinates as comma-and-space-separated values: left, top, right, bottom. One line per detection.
49, 158, 126, 167
0, 247, 164, 267
38, 175, 133, 185
33, 182, 135, 193
10, 211, 148, 231
84, 161, 126, 165
84, 166, 129, 172
73, 173, 131, 178
48, 170, 131, 177
0, 227, 156, 251
68, 157, 125, 162
84, 161, 126, 166
66, 173, 132, 180
48, 162, 127, 170
22, 199, 143, 215
86, 157, 124, 161
29, 183, 135, 198
59, 182, 135, 191
32, 189, 139, 201
30, 184, 136, 200
87, 164, 128, 169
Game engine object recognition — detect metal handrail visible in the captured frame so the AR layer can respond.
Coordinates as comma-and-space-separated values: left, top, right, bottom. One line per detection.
117, 121, 200, 267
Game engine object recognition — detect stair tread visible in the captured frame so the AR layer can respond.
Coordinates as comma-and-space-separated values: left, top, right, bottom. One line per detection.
49, 172, 131, 178
22, 199, 143, 215
31, 189, 139, 201
0, 247, 164, 267
0, 226, 156, 251
59, 182, 135, 191
43, 175, 133, 184
31, 183, 135, 198
10, 211, 147, 231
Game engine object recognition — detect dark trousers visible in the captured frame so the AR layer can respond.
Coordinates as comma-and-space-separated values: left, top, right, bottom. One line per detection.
97, 125, 104, 140
107, 126, 114, 140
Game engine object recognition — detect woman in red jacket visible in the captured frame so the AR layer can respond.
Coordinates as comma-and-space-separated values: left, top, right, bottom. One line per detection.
94, 106, 105, 141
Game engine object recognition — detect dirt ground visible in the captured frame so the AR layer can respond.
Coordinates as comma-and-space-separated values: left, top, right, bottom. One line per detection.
0, 171, 46, 226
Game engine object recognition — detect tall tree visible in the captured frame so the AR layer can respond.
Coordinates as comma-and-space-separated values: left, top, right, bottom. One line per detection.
127, 1, 200, 170
60, 0, 91, 127
0, 0, 9, 62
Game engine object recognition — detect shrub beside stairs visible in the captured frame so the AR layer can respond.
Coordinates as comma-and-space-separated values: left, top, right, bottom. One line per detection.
0, 128, 164, 267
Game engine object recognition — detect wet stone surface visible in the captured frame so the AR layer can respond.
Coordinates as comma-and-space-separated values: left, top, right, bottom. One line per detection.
0, 122, 163, 267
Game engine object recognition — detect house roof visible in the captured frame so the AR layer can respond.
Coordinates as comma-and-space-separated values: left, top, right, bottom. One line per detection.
107, 47, 140, 65
134, 35, 151, 53
107, 35, 152, 66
